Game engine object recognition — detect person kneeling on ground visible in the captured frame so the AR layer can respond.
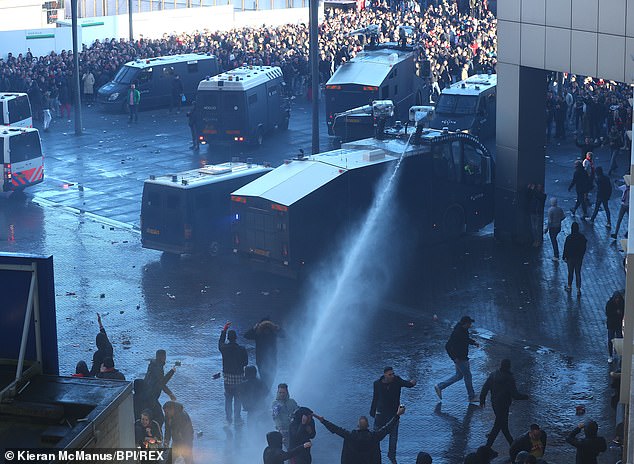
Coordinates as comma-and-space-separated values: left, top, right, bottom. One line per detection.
510, 424, 547, 463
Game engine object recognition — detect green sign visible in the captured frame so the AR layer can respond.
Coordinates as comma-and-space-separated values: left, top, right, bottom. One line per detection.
26, 34, 55, 40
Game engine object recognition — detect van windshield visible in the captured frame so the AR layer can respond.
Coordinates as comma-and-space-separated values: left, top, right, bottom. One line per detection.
9, 131, 42, 163
436, 95, 478, 115
8, 96, 31, 123
113, 66, 139, 84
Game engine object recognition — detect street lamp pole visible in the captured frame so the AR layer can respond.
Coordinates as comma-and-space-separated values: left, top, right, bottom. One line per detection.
129, 0, 134, 42
71, 0, 83, 136
309, 0, 319, 154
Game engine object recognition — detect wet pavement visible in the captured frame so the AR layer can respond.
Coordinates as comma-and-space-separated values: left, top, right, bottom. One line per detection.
0, 102, 627, 464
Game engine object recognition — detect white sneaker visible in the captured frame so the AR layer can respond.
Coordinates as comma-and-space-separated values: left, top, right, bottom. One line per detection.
552, 257, 559, 262
608, 357, 614, 363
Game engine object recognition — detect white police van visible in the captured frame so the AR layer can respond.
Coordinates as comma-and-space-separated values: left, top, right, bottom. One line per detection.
0, 93, 33, 128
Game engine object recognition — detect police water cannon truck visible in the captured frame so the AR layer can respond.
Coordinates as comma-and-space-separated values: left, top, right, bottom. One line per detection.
325, 25, 428, 140
231, 105, 494, 278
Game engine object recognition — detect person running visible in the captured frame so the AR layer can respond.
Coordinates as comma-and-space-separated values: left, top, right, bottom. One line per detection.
611, 175, 630, 239
568, 160, 591, 220
562, 222, 587, 296
369, 367, 416, 464
479, 359, 529, 450
434, 316, 479, 403
589, 167, 612, 227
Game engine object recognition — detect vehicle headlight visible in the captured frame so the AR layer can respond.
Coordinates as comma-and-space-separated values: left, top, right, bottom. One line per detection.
108, 92, 119, 101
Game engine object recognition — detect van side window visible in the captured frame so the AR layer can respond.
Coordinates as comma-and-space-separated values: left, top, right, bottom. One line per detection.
248, 94, 258, 105
166, 194, 180, 209
269, 85, 278, 96
381, 86, 389, 99
187, 62, 199, 73
139, 68, 152, 85
463, 143, 482, 185
432, 143, 455, 182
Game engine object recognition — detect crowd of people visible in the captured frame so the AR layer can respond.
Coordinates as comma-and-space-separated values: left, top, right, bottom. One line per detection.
71, 310, 616, 464
0, 0, 496, 123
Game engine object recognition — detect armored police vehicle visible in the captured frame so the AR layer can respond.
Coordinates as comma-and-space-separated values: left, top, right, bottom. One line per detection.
141, 161, 271, 256
231, 110, 494, 278
97, 53, 219, 111
430, 73, 497, 139
325, 27, 428, 140
196, 66, 289, 146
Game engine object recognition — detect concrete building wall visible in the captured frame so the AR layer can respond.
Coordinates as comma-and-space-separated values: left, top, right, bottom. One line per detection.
0, 0, 55, 31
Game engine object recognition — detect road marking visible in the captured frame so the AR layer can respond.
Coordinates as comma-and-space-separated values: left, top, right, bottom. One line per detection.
31, 196, 140, 234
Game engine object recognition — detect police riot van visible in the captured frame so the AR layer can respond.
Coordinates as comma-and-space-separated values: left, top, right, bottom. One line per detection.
325, 26, 428, 140
97, 53, 219, 111
1, 127, 44, 192
0, 93, 33, 128
196, 66, 289, 145
430, 74, 497, 139
141, 161, 271, 256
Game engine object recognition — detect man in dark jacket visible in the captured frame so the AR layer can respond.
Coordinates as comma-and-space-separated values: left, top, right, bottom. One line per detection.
90, 313, 114, 376
240, 365, 268, 428
563, 222, 587, 296
589, 167, 612, 226
144, 349, 177, 426
218, 322, 248, 426
575, 136, 601, 159
568, 161, 591, 219
369, 367, 416, 464
263, 430, 311, 464
314, 405, 405, 464
289, 406, 316, 464
163, 401, 194, 464
480, 359, 528, 448
244, 317, 284, 391
565, 421, 607, 464
435, 316, 479, 403
606, 290, 625, 363
509, 424, 547, 463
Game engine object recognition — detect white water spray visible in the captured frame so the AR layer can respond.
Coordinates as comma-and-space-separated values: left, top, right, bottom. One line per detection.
289, 135, 414, 403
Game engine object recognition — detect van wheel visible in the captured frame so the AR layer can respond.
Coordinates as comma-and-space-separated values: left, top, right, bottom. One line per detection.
255, 129, 264, 146
443, 205, 465, 239
208, 241, 220, 257
160, 252, 180, 264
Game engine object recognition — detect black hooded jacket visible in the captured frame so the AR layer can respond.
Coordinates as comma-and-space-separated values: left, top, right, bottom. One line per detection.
563, 227, 587, 263
289, 407, 316, 464
445, 323, 477, 361
321, 415, 399, 464
566, 425, 607, 464
90, 327, 113, 376
244, 320, 282, 367
263, 431, 305, 464
569, 164, 591, 194
479, 368, 528, 409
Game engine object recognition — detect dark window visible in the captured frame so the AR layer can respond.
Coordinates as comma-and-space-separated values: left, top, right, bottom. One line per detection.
8, 96, 31, 123
223, 93, 241, 112
0, 138, 4, 160
436, 94, 458, 113
381, 86, 389, 99
432, 143, 455, 182
166, 194, 180, 210
455, 96, 478, 114
9, 131, 41, 163
463, 142, 482, 185
248, 94, 258, 105
269, 85, 278, 96
138, 68, 153, 85
187, 62, 199, 73
113, 66, 139, 84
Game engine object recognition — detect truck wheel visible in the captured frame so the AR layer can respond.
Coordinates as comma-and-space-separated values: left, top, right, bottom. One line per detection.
443, 205, 465, 239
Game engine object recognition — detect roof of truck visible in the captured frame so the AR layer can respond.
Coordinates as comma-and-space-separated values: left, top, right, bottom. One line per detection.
144, 162, 271, 189
326, 45, 413, 87
441, 73, 497, 96
198, 66, 283, 92
233, 148, 396, 206
125, 53, 216, 69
